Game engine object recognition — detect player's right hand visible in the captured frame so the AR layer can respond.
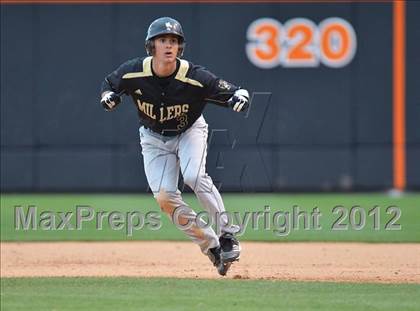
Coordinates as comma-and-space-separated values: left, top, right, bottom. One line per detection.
101, 92, 121, 111
228, 89, 249, 113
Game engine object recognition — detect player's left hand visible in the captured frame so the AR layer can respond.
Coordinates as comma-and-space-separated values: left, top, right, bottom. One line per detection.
101, 91, 121, 111
228, 89, 249, 112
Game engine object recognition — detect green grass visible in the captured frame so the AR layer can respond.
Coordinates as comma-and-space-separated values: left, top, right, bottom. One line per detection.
1, 277, 419, 311
1, 193, 419, 242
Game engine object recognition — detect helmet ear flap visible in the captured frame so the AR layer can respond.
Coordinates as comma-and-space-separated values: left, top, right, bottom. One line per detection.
177, 41, 185, 57
145, 40, 155, 56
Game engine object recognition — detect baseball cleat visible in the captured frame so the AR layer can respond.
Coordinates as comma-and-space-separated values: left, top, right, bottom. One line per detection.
217, 261, 232, 276
207, 246, 233, 276
219, 232, 241, 263
207, 246, 221, 266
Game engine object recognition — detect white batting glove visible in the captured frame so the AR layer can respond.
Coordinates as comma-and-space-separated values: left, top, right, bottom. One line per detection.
228, 89, 249, 112
101, 91, 121, 111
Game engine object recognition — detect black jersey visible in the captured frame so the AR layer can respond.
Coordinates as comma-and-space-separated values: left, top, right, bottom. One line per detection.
101, 56, 239, 136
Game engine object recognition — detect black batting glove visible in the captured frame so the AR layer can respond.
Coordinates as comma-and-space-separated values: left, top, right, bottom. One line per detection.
101, 92, 121, 111
228, 89, 250, 113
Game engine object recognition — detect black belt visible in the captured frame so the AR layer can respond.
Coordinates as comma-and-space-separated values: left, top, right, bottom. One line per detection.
143, 126, 180, 137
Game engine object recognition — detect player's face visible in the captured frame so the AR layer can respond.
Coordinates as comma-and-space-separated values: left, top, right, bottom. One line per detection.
153, 35, 179, 63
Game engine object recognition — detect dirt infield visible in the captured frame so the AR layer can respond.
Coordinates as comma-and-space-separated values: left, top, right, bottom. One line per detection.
1, 242, 419, 283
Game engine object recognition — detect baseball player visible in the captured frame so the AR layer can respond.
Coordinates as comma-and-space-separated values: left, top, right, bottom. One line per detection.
100, 17, 249, 276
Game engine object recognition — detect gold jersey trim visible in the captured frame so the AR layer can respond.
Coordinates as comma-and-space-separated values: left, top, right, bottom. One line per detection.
122, 57, 153, 79
175, 59, 203, 88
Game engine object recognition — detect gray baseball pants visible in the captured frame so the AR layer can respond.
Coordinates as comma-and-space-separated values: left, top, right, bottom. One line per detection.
139, 115, 239, 254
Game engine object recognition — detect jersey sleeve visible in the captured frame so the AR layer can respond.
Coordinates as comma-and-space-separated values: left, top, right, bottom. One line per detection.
100, 59, 138, 96
197, 67, 240, 107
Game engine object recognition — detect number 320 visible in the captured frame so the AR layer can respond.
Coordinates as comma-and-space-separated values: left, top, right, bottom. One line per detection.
246, 17, 357, 68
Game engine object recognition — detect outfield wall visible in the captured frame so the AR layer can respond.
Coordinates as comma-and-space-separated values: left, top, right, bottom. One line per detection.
1, 1, 419, 192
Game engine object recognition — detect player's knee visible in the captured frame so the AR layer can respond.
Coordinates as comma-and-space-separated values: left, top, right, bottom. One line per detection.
183, 173, 212, 192
183, 173, 199, 190
155, 190, 177, 215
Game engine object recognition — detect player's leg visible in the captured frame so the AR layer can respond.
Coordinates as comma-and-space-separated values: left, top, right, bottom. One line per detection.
177, 116, 241, 265
139, 127, 219, 254
178, 116, 240, 234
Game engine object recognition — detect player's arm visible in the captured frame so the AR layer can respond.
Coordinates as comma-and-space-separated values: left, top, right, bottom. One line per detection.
200, 68, 250, 113
100, 61, 133, 111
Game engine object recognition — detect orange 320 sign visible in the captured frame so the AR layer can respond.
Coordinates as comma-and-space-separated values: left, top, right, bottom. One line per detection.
246, 17, 357, 69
